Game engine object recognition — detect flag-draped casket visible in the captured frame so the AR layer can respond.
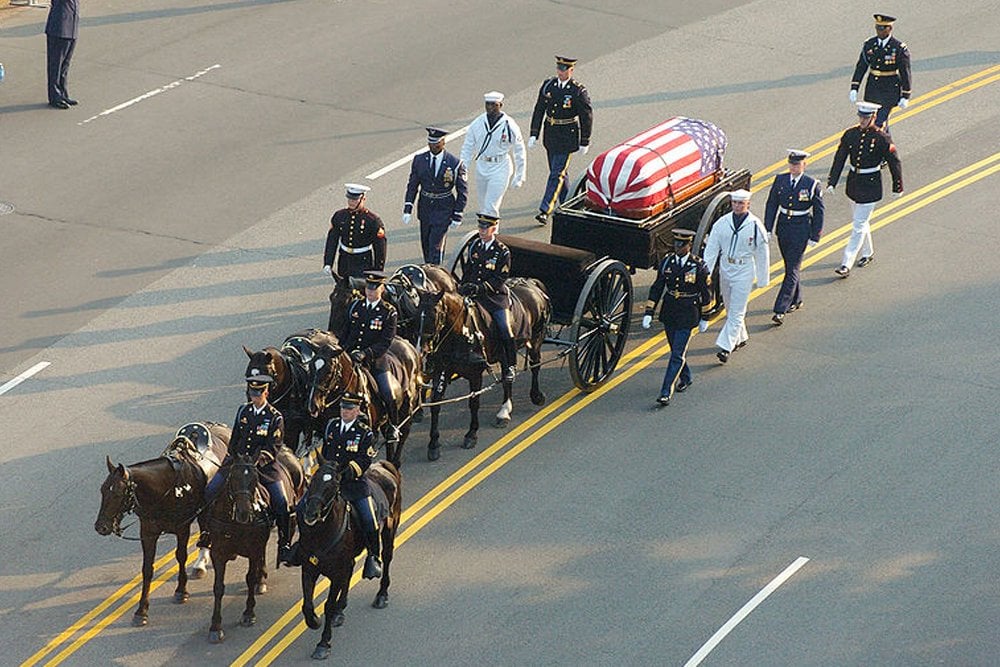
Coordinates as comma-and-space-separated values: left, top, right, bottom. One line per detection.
585, 117, 727, 218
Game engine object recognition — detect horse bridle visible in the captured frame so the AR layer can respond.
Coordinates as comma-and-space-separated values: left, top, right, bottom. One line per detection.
418, 295, 464, 358
311, 351, 347, 412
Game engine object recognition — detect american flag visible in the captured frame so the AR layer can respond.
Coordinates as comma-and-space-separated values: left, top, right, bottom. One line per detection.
586, 117, 727, 214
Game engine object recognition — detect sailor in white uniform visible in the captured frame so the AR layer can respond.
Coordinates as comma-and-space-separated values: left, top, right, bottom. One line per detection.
460, 91, 527, 217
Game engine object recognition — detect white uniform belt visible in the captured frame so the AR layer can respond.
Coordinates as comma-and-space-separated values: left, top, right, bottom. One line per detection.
870, 69, 899, 77
778, 206, 812, 217
339, 241, 373, 254
547, 116, 578, 126
420, 191, 453, 199
849, 164, 881, 174
725, 257, 749, 265
667, 289, 697, 299
480, 155, 507, 163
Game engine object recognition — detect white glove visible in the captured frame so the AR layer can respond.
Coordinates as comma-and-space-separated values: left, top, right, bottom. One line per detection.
641, 315, 652, 330
807, 239, 818, 249
580, 145, 590, 155
402, 213, 412, 225
698, 320, 709, 333
450, 218, 462, 228
528, 136, 537, 148
899, 98, 909, 109
849, 90, 858, 103
322, 265, 332, 275
825, 184, 835, 194
765, 232, 772, 243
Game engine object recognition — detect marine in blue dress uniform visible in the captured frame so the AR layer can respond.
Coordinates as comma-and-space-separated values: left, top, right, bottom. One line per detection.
323, 184, 387, 279
850, 14, 912, 131
403, 127, 469, 264
642, 229, 712, 405
45, 0, 79, 109
529, 56, 594, 225
764, 149, 825, 324
457, 214, 517, 381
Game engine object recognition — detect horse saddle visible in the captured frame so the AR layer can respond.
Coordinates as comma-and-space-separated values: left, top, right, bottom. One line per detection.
282, 329, 339, 366
348, 467, 393, 530
385, 271, 420, 321
257, 446, 305, 511
164, 422, 225, 475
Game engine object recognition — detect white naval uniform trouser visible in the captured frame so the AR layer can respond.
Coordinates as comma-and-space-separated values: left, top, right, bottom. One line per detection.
841, 201, 876, 269
715, 261, 755, 353
473, 156, 513, 217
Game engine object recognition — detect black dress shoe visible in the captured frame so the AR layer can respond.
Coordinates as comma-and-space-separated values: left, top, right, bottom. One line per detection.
736, 339, 748, 349
656, 395, 670, 406
789, 301, 803, 312
534, 212, 549, 225
675, 379, 692, 393
48, 100, 70, 109
772, 313, 784, 326
835, 265, 850, 277
716, 349, 729, 363
857, 254, 875, 267
63, 97, 78, 106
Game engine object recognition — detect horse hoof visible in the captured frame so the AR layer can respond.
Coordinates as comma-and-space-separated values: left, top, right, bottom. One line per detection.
461, 435, 477, 449
427, 446, 440, 461
311, 645, 332, 660
209, 629, 224, 644
531, 392, 546, 406
240, 613, 256, 627
331, 611, 345, 627
131, 614, 148, 627
372, 594, 389, 609
256, 582, 267, 595
494, 417, 510, 429
304, 611, 320, 630
189, 567, 206, 580
174, 591, 189, 604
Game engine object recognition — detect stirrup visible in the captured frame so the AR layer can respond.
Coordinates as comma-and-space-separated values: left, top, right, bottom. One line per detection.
196, 532, 211, 549
363, 555, 383, 580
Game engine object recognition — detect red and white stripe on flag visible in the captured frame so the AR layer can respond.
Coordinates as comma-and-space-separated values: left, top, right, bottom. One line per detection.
585, 116, 726, 215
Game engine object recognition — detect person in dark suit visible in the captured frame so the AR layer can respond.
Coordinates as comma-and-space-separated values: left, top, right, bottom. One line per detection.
764, 149, 825, 325
323, 184, 387, 278
403, 127, 469, 264
642, 229, 712, 406
826, 102, 903, 277
45, 0, 79, 109
850, 14, 912, 131
529, 55, 593, 225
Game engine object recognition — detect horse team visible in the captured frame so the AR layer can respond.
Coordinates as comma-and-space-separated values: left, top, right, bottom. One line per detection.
96, 260, 552, 659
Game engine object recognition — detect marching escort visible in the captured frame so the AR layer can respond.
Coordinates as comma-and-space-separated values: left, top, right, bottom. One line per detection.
323, 184, 387, 279
849, 13, 912, 131
403, 127, 468, 264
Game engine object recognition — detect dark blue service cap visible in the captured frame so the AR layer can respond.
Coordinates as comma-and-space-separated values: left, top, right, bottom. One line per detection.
426, 127, 448, 143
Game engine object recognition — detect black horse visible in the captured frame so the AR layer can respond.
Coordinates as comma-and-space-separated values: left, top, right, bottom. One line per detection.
327, 264, 458, 345
416, 279, 550, 461
206, 452, 303, 643
95, 422, 229, 627
297, 459, 402, 660
243, 328, 340, 454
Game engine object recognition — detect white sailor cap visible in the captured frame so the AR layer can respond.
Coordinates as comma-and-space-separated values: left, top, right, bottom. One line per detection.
787, 149, 810, 163
483, 91, 505, 103
856, 101, 881, 116
729, 189, 752, 201
344, 183, 371, 199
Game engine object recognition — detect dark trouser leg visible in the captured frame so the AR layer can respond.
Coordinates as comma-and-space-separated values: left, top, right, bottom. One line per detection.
773, 228, 808, 314
422, 221, 448, 265
660, 327, 692, 397
875, 104, 892, 134
538, 151, 571, 215
355, 495, 382, 579
375, 368, 399, 439
492, 308, 517, 380
46, 35, 74, 103
265, 480, 293, 565
197, 469, 226, 547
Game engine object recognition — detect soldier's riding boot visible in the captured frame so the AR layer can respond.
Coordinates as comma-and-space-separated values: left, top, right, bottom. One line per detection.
363, 529, 383, 580
502, 338, 518, 382
195, 510, 211, 549
276, 511, 295, 568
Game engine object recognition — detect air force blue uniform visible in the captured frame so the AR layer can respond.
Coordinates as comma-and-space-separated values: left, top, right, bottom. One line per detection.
403, 150, 468, 264
764, 172, 825, 315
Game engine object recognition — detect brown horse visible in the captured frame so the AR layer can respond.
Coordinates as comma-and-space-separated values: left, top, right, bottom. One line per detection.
95, 422, 229, 627
327, 264, 457, 345
416, 279, 549, 461
308, 339, 421, 468
243, 328, 340, 454
297, 459, 402, 660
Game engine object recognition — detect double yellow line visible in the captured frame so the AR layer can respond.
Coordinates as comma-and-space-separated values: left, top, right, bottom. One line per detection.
22, 63, 1000, 667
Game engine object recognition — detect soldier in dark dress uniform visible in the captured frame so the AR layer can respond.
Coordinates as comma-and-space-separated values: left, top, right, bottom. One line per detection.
45, 0, 79, 109
200, 374, 295, 565
403, 127, 469, 264
323, 184, 387, 279
827, 102, 903, 278
458, 213, 517, 381
529, 56, 594, 225
338, 271, 398, 431
764, 149, 825, 325
850, 14, 912, 131
642, 229, 712, 406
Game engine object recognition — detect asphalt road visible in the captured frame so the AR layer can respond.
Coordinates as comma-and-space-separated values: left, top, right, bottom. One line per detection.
1, 0, 998, 665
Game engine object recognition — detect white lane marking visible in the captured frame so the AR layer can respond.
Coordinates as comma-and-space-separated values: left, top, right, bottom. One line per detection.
685, 556, 810, 667
78, 64, 221, 126
0, 361, 51, 396
365, 127, 469, 180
